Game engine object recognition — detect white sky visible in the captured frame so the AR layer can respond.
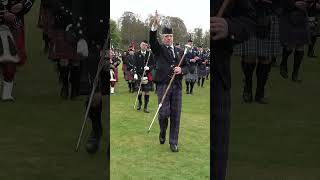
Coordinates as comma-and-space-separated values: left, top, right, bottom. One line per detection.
110, 0, 210, 32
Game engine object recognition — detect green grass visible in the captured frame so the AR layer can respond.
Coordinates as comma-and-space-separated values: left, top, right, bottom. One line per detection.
227, 45, 320, 179
0, 2, 107, 180
110, 68, 210, 179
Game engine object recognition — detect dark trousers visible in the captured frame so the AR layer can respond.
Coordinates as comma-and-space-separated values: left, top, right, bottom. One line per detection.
157, 83, 182, 145
212, 74, 231, 180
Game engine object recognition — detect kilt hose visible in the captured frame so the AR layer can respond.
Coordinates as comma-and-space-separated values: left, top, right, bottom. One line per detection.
211, 74, 231, 180
157, 82, 182, 145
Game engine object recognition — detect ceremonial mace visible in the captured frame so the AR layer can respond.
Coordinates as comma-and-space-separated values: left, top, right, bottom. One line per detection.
147, 44, 191, 133
75, 34, 110, 152
133, 50, 152, 109
147, 0, 231, 133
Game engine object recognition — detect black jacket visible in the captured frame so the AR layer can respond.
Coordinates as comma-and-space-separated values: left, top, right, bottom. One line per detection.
149, 30, 188, 85
71, 0, 108, 45
133, 51, 155, 78
212, 0, 255, 90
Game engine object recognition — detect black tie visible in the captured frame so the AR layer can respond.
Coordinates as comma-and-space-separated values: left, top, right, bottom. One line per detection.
167, 46, 175, 61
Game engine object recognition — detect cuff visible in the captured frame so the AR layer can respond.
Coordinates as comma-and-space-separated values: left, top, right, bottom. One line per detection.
151, 24, 158, 31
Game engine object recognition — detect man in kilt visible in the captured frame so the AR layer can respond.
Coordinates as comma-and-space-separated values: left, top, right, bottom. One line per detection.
211, 0, 255, 178
150, 11, 189, 152
184, 40, 198, 94
279, 0, 310, 82
233, 0, 282, 104
0, 0, 34, 101
307, 0, 320, 57
45, 0, 83, 100
132, 40, 154, 113
67, 0, 108, 153
197, 46, 209, 88
110, 50, 121, 94
125, 48, 136, 93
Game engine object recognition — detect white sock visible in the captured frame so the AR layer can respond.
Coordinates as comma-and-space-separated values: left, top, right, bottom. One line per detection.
110, 87, 114, 94
2, 81, 14, 100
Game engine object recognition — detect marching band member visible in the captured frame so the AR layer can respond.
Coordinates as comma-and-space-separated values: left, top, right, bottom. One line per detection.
68, 0, 108, 154
149, 11, 189, 152
184, 40, 198, 94
110, 50, 121, 94
133, 40, 154, 113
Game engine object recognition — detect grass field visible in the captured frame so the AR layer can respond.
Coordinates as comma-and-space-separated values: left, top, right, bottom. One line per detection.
110, 68, 210, 179
228, 46, 320, 179
0, 2, 107, 180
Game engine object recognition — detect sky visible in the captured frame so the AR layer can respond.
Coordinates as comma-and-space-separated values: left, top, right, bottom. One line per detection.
110, 0, 210, 32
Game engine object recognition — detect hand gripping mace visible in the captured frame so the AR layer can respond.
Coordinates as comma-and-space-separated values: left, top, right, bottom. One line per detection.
75, 34, 110, 152
147, 44, 191, 133
133, 50, 152, 109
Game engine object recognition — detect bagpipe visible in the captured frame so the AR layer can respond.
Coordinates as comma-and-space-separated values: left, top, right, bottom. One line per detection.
0, 0, 23, 63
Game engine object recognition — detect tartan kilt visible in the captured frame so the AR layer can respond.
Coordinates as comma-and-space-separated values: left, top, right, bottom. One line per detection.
309, 16, 320, 37
184, 71, 198, 81
47, 30, 79, 60
122, 64, 134, 81
135, 80, 153, 91
197, 65, 207, 77
233, 15, 282, 57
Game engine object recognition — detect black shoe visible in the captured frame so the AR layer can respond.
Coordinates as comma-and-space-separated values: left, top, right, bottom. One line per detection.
170, 144, 179, 152
144, 107, 150, 113
280, 66, 288, 79
137, 102, 142, 110
159, 131, 165, 144
292, 73, 302, 83
60, 84, 69, 99
85, 131, 101, 154
242, 91, 253, 103
255, 97, 269, 104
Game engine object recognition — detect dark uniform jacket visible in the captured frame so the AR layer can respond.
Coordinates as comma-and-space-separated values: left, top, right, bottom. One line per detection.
133, 51, 155, 78
149, 30, 188, 85
71, 0, 108, 46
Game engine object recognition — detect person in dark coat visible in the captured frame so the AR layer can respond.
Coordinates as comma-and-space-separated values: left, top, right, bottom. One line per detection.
233, 0, 282, 104
211, 0, 255, 179
149, 11, 189, 152
279, 0, 310, 82
307, 0, 320, 57
132, 41, 155, 113
68, 0, 108, 154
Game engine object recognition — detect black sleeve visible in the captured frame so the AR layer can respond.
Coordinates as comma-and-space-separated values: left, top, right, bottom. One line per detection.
225, 0, 256, 44
149, 30, 162, 56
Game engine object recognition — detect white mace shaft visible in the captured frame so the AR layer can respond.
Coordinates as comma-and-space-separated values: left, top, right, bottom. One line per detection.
148, 103, 162, 133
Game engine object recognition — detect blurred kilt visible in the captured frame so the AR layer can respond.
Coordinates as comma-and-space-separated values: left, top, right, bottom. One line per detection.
197, 66, 207, 77
233, 15, 282, 57
184, 72, 198, 82
48, 30, 79, 60
135, 80, 153, 92
309, 16, 320, 37
280, 12, 310, 47
122, 64, 134, 81
185, 65, 198, 81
